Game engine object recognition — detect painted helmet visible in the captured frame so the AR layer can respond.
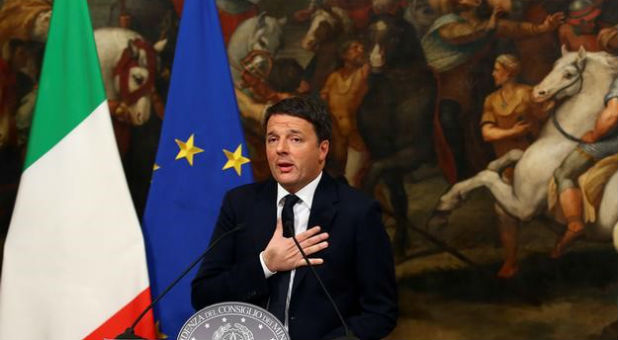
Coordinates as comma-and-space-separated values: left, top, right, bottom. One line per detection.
566, 0, 601, 32
567, 0, 601, 20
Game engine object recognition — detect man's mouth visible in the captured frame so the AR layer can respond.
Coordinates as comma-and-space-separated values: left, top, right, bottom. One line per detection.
277, 162, 294, 173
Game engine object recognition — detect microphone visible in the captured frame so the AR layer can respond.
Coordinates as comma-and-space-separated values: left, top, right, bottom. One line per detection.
116, 224, 243, 339
285, 223, 359, 340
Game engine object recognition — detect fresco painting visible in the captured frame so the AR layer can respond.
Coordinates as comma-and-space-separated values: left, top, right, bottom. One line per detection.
0, 0, 616, 338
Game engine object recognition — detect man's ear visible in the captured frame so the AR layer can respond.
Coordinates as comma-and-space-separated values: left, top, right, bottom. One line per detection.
319, 140, 329, 162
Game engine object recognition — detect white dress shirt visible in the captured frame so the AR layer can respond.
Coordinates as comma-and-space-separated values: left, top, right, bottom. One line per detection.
258, 171, 323, 328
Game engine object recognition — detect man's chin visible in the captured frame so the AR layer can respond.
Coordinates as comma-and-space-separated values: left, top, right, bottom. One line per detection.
274, 174, 297, 185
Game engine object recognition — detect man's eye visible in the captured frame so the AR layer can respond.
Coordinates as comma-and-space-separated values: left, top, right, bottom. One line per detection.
564, 73, 573, 79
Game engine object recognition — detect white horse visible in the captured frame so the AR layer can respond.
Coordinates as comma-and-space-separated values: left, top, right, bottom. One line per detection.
227, 13, 286, 84
6, 26, 165, 152
432, 47, 618, 250
94, 27, 166, 126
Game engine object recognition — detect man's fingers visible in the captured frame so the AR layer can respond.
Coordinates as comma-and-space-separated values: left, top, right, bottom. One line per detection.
300, 232, 329, 248
296, 257, 324, 267
295, 226, 322, 242
302, 241, 329, 256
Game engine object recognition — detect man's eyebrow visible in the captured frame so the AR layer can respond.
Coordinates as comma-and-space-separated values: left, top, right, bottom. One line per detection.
267, 129, 304, 135
288, 129, 303, 135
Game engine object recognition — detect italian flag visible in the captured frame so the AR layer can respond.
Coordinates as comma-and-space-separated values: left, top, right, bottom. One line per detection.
0, 0, 156, 338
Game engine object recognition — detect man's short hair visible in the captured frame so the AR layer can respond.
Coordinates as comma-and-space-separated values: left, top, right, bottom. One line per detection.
338, 39, 360, 59
263, 96, 332, 143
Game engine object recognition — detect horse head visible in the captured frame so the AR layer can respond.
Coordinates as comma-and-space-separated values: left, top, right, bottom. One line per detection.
226, 13, 285, 84
111, 37, 166, 125
301, 7, 351, 51
247, 12, 286, 54
367, 15, 423, 70
230, 13, 285, 84
403, 0, 438, 37
533, 46, 618, 103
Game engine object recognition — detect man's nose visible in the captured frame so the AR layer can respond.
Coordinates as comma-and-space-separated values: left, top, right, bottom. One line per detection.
276, 139, 289, 153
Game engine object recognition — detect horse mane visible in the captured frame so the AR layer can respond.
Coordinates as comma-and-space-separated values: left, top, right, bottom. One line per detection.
541, 49, 616, 140
586, 51, 618, 75
556, 50, 618, 76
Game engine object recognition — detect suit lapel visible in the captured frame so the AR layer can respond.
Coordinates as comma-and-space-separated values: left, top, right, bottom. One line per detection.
252, 179, 278, 254
292, 173, 338, 295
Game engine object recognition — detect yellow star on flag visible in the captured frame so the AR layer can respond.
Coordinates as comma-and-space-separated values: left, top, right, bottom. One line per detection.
154, 321, 168, 339
175, 134, 204, 166
153, 163, 160, 171
222, 144, 250, 176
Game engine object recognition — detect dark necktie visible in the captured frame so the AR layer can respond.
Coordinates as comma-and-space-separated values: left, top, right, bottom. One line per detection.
281, 194, 300, 237
269, 194, 300, 324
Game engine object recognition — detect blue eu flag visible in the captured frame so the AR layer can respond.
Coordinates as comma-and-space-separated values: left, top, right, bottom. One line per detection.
142, 0, 253, 337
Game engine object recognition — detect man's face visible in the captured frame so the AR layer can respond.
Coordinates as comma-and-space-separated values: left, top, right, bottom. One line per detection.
492, 62, 511, 86
573, 19, 597, 34
343, 41, 366, 66
266, 114, 329, 193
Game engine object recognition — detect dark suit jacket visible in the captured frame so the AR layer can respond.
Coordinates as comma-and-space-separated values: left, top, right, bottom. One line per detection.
191, 173, 398, 340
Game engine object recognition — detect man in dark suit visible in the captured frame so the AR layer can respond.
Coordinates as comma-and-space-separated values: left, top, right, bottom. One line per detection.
191, 96, 397, 340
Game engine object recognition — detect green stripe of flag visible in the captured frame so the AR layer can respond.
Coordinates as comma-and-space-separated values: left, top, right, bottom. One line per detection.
25, 0, 106, 169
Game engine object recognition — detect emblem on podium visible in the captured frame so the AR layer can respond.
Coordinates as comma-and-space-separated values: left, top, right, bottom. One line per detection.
178, 302, 290, 340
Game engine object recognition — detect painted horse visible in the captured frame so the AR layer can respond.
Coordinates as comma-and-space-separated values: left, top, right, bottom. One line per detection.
94, 27, 166, 155
227, 12, 286, 84
301, 6, 354, 91
358, 14, 437, 257
432, 48, 618, 253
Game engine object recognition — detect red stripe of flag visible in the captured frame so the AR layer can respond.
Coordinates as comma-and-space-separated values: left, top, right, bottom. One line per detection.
85, 288, 157, 340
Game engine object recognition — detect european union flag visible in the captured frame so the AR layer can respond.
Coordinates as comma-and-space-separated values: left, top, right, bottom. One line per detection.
142, 0, 253, 337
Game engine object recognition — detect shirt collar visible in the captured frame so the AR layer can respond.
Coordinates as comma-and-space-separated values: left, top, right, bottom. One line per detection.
276, 172, 323, 209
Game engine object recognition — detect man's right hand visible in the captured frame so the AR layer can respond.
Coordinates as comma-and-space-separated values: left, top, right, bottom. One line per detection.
263, 219, 329, 272
540, 12, 565, 32
512, 120, 531, 135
